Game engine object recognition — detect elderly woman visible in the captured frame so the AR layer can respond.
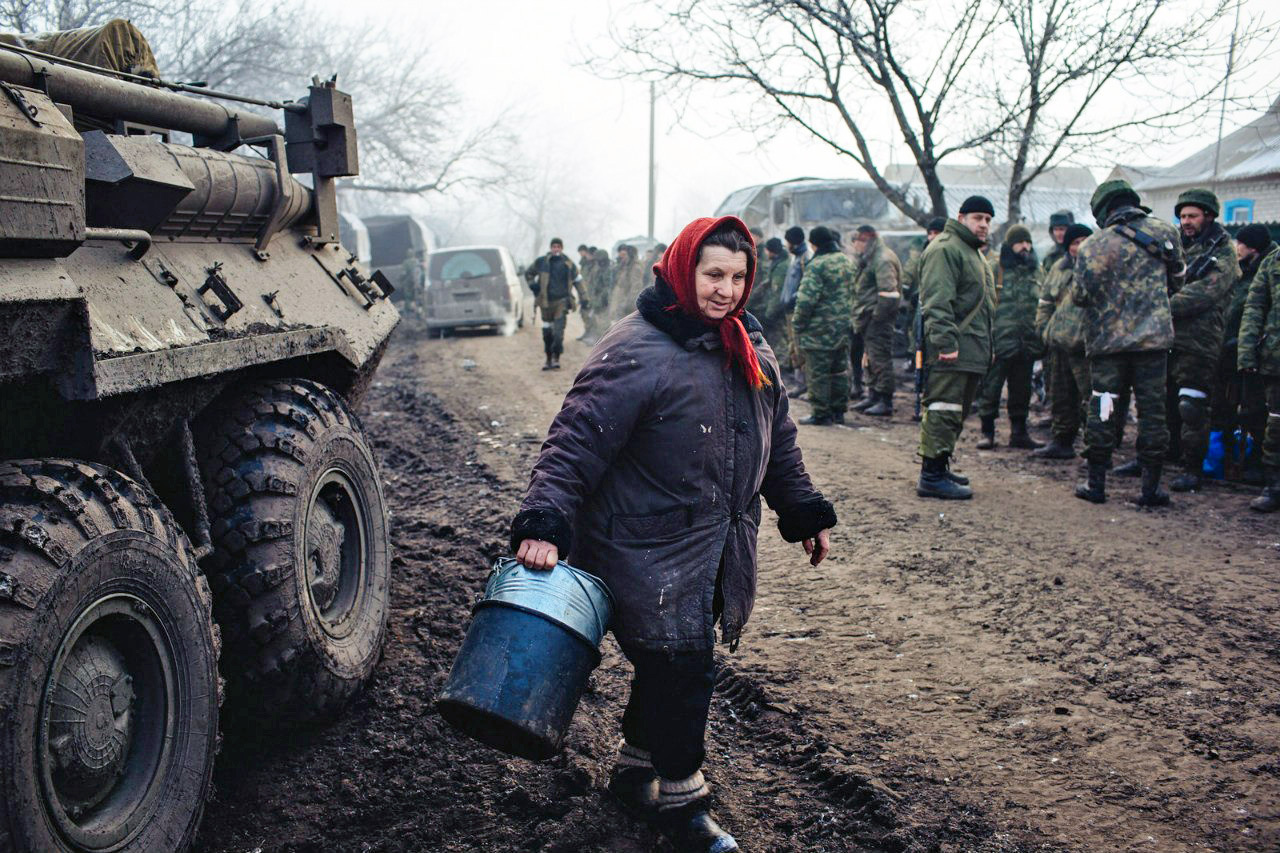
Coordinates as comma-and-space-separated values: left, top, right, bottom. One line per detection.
510, 216, 836, 853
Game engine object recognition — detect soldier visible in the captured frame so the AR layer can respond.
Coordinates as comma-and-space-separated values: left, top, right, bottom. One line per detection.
576, 244, 596, 343
610, 244, 645, 325
398, 248, 426, 319
916, 197, 997, 499
1237, 230, 1280, 510
584, 246, 612, 342
1163, 189, 1239, 492
976, 224, 1045, 449
793, 226, 855, 426
531, 238, 587, 371
902, 218, 945, 365
850, 224, 902, 417
1071, 179, 1183, 505
747, 237, 790, 356
781, 226, 809, 397
1217, 225, 1277, 484
1033, 223, 1093, 459
1042, 210, 1075, 273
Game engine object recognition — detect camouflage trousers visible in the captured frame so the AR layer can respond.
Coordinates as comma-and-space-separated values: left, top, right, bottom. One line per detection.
1263, 379, 1280, 470
541, 299, 569, 356
976, 353, 1035, 422
1046, 347, 1091, 445
785, 312, 803, 374
1166, 351, 1217, 467
803, 343, 850, 420
1084, 351, 1168, 467
918, 369, 982, 459
861, 298, 899, 395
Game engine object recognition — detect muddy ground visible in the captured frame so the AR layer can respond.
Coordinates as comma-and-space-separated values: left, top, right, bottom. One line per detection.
197, 309, 1280, 853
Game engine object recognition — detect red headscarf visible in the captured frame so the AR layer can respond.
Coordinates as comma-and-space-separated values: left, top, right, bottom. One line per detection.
652, 215, 770, 390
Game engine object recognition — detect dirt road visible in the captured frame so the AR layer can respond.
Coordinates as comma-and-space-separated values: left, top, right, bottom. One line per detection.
198, 307, 1279, 852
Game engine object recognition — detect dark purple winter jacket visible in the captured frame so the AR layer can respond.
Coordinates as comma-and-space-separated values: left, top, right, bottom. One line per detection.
511, 281, 835, 652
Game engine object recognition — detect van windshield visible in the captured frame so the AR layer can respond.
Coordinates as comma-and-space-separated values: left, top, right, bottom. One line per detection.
794, 187, 888, 223
430, 250, 501, 281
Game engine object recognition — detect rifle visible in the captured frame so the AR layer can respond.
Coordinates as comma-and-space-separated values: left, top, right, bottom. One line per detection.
913, 308, 926, 421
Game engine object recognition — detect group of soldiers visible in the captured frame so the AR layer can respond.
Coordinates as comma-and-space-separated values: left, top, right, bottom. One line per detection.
523, 238, 664, 369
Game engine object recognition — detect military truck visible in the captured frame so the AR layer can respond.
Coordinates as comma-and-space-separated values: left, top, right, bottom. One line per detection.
0, 24, 397, 852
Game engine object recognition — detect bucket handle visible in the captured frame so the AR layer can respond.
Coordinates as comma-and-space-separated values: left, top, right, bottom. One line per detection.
490, 557, 612, 639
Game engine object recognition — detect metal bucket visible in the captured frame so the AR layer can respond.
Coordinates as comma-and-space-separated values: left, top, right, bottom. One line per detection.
437, 557, 614, 761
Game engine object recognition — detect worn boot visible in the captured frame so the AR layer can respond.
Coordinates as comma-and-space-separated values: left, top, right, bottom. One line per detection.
851, 391, 879, 413
1074, 462, 1108, 504
850, 376, 865, 402
608, 768, 660, 814
1008, 417, 1044, 450
863, 392, 893, 417
941, 453, 970, 486
787, 373, 808, 399
541, 353, 554, 371
799, 414, 832, 426
658, 801, 738, 853
918, 455, 974, 499
1136, 463, 1171, 507
1250, 468, 1280, 513
551, 352, 562, 370
1032, 439, 1076, 460
975, 416, 997, 450
1112, 458, 1142, 477
1170, 464, 1202, 492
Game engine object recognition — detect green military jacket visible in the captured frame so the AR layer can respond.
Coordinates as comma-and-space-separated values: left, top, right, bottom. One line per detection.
1072, 206, 1180, 357
991, 248, 1043, 359
1237, 246, 1280, 376
1041, 244, 1067, 274
1037, 255, 1086, 353
852, 238, 902, 329
919, 218, 995, 374
1227, 243, 1276, 354
900, 246, 924, 308
793, 248, 855, 351
1170, 222, 1240, 361
746, 254, 789, 344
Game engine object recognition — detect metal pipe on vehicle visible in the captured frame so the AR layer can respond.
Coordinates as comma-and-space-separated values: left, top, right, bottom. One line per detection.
85, 227, 152, 259
0, 47, 279, 142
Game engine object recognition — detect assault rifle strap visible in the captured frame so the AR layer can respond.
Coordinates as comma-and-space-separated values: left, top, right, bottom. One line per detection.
1112, 222, 1184, 290
1183, 229, 1228, 284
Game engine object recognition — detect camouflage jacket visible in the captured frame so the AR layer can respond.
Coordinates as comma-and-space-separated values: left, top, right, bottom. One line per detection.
1071, 206, 1180, 357
747, 255, 790, 342
919, 218, 995, 374
991, 248, 1043, 359
1227, 243, 1276, 353
1237, 246, 1280, 376
1170, 222, 1239, 361
793, 248, 855, 351
1037, 255, 1087, 353
1041, 243, 1067, 274
852, 238, 902, 329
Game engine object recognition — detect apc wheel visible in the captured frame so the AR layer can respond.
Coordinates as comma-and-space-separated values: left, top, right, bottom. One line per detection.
0, 460, 219, 853
199, 379, 390, 722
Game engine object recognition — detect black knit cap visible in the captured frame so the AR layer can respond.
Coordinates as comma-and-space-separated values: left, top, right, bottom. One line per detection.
1063, 223, 1093, 246
1236, 223, 1272, 252
764, 237, 784, 254
926, 217, 946, 233
959, 195, 995, 216
808, 225, 837, 247
784, 226, 806, 246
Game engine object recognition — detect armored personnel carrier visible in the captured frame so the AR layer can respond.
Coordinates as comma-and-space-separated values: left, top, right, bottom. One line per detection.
0, 22, 397, 851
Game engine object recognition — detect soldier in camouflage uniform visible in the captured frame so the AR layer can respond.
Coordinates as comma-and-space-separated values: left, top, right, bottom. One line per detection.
916, 197, 998, 499
850, 225, 902, 416
976, 224, 1044, 449
793, 226, 855, 425
1236, 230, 1280, 511
1160, 189, 1240, 492
1071, 180, 1183, 506
747, 237, 790, 359
532, 238, 587, 370
1033, 224, 1093, 459
1216, 225, 1277, 484
902, 218, 945, 372
609, 244, 644, 325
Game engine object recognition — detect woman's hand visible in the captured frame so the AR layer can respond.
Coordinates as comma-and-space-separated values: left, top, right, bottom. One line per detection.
516, 538, 559, 571
802, 529, 830, 566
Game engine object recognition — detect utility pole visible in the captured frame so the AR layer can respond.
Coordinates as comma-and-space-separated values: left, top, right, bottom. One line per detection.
1211, 0, 1242, 188
647, 81, 656, 240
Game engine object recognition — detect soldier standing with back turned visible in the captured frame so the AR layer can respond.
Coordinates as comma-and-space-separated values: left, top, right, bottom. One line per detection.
793, 226, 855, 426
850, 224, 901, 417
1071, 180, 1183, 506
915, 197, 997, 499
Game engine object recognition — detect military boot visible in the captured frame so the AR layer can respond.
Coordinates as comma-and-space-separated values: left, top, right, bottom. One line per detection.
1112, 459, 1142, 477
863, 393, 893, 417
1008, 418, 1044, 450
1074, 462, 1107, 504
1249, 468, 1280, 513
1136, 464, 1170, 507
1170, 465, 1202, 492
799, 414, 832, 426
541, 354, 554, 371
850, 376, 865, 402
657, 800, 738, 853
975, 416, 997, 450
918, 456, 974, 500
608, 766, 660, 815
941, 453, 970, 486
1032, 439, 1076, 460
851, 391, 879, 413
787, 374, 808, 399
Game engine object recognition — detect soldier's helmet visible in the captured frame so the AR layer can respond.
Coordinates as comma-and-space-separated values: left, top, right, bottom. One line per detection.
1089, 180, 1141, 224
1174, 188, 1220, 218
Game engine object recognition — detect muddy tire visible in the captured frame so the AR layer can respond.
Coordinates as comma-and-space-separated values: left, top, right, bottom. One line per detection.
199, 379, 390, 722
0, 459, 219, 853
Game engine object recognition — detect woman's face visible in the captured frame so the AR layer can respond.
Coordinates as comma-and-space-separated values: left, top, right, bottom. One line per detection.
694, 245, 749, 321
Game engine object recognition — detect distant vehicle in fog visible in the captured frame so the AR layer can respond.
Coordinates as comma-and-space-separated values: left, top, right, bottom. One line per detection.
363, 214, 436, 302
424, 245, 525, 335
714, 177, 892, 243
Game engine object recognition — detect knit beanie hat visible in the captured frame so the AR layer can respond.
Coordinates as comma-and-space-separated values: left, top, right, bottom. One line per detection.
926, 217, 946, 234
764, 237, 784, 255
1237, 223, 1272, 252
1004, 224, 1033, 245
784, 226, 806, 246
1063, 223, 1094, 246
959, 196, 995, 216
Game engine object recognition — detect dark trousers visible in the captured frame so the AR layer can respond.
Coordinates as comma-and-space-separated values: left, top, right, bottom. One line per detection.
976, 353, 1036, 422
619, 644, 716, 780
1166, 351, 1217, 467
849, 329, 865, 390
1210, 349, 1267, 469
1085, 351, 1168, 466
541, 298, 569, 356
